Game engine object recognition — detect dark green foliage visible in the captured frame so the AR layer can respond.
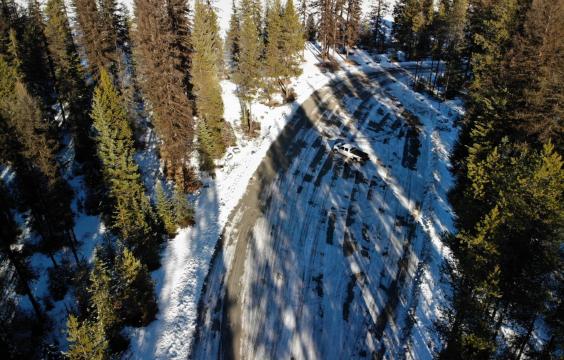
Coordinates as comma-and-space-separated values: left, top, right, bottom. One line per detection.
234, 0, 263, 134
263, 0, 303, 101
66, 314, 109, 360
115, 248, 158, 326
172, 186, 194, 228
192, 0, 227, 163
155, 181, 194, 234
155, 182, 177, 237
44, 0, 95, 162
16, 0, 56, 115
392, 0, 436, 60
0, 181, 43, 320
67, 246, 157, 358
226, 0, 241, 68
0, 56, 77, 268
441, 0, 564, 357
48, 258, 74, 300
91, 69, 161, 268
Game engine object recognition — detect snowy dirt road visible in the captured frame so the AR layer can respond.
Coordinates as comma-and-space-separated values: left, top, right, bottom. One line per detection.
191, 65, 461, 360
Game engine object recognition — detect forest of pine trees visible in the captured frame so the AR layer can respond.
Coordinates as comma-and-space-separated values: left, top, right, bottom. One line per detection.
0, 0, 562, 358
0, 0, 305, 357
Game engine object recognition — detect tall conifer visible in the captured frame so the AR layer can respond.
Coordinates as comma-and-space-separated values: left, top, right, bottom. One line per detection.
133, 0, 196, 191
91, 69, 160, 268
192, 0, 227, 163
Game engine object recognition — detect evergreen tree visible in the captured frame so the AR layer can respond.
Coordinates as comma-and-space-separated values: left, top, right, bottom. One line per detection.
442, 0, 468, 95
209, 3, 225, 76
226, 0, 241, 69
281, 0, 304, 76
167, 0, 192, 91
44, 0, 94, 162
0, 56, 78, 266
504, 0, 563, 147
66, 315, 109, 360
0, 181, 43, 320
392, 0, 425, 59
315, 0, 340, 59
264, 0, 303, 100
68, 246, 157, 357
343, 0, 362, 56
21, 1, 57, 111
133, 0, 196, 191
155, 181, 177, 237
264, 0, 284, 99
235, 0, 263, 133
91, 69, 161, 268
115, 248, 157, 326
172, 185, 194, 228
88, 257, 120, 339
192, 0, 226, 164
370, 0, 390, 52
73, 0, 118, 78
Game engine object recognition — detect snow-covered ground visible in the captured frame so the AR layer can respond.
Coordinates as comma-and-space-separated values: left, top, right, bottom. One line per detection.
189, 59, 464, 358
126, 43, 375, 359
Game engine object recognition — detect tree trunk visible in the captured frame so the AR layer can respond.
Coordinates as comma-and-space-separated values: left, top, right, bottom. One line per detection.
7, 251, 43, 320
515, 318, 535, 359
432, 58, 441, 91
66, 230, 80, 265
414, 60, 421, 86
48, 252, 59, 268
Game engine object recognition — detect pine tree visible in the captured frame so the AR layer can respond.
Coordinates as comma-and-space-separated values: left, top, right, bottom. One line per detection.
264, 0, 284, 99
88, 257, 120, 339
369, 0, 389, 51
133, 0, 196, 191
73, 0, 117, 78
504, 0, 563, 147
155, 181, 177, 237
208, 3, 225, 76
91, 69, 161, 268
0, 182, 43, 320
167, 0, 192, 91
115, 248, 157, 326
66, 315, 109, 360
392, 0, 425, 59
442, 0, 468, 95
343, 0, 362, 57
226, 0, 241, 69
44, 0, 94, 162
264, 0, 303, 100
281, 0, 304, 75
0, 56, 78, 266
172, 186, 195, 228
192, 0, 226, 163
315, 0, 340, 59
235, 0, 263, 133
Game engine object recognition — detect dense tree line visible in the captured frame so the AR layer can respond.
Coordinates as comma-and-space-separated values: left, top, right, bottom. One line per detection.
436, 0, 563, 358
226, 0, 303, 134
0, 0, 304, 357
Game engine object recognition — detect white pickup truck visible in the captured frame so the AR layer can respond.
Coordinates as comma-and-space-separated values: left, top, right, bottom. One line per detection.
332, 141, 369, 163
